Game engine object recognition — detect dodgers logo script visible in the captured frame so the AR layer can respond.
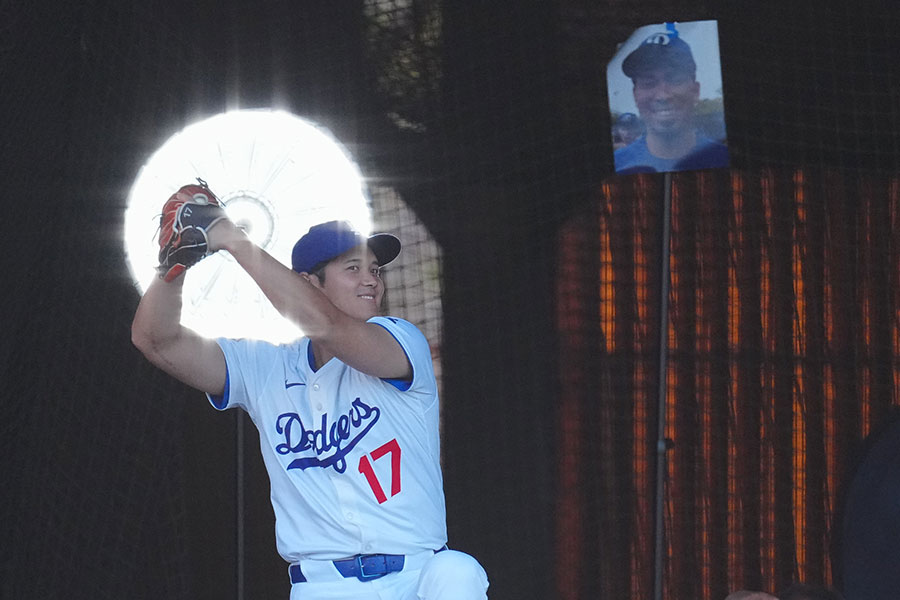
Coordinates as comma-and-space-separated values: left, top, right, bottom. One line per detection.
275, 398, 380, 473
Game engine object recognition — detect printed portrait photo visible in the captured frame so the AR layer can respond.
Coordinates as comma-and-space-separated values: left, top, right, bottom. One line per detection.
607, 20, 730, 174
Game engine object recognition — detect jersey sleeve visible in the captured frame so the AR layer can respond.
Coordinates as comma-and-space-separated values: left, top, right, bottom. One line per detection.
369, 316, 437, 396
206, 337, 283, 412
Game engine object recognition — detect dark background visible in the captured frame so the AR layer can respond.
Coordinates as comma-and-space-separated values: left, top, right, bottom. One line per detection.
2, 1, 898, 599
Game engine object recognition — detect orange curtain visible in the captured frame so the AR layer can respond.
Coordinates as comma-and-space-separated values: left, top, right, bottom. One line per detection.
555, 168, 900, 599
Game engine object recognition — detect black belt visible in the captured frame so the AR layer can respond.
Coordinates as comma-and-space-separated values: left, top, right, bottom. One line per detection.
290, 553, 405, 584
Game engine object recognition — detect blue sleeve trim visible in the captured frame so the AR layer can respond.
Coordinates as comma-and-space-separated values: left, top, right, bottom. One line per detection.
207, 365, 230, 410
383, 377, 412, 392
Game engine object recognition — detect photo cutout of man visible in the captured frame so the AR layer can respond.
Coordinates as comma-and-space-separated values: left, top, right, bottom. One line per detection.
611, 22, 730, 174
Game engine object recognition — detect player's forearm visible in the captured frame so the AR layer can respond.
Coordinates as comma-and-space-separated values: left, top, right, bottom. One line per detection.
222, 236, 340, 336
131, 275, 186, 355
209, 220, 337, 331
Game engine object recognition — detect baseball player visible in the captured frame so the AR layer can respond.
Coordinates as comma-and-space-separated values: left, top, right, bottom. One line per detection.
132, 181, 489, 599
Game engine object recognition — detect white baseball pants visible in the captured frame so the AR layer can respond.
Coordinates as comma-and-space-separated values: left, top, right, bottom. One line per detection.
288, 549, 489, 600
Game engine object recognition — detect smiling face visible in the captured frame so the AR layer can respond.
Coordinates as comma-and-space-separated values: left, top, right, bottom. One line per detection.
632, 66, 700, 139
312, 244, 385, 321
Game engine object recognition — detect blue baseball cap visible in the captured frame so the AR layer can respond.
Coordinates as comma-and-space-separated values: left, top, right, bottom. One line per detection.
291, 220, 401, 274
622, 32, 696, 79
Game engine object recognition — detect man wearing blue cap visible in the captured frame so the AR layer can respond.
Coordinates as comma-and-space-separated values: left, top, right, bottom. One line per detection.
133, 197, 489, 599
614, 30, 729, 174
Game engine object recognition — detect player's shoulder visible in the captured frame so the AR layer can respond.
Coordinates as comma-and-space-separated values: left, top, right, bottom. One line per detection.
368, 316, 430, 350
369, 315, 419, 331
217, 336, 305, 364
219, 335, 304, 349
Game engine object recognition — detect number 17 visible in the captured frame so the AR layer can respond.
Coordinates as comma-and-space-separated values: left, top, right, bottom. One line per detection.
358, 438, 402, 504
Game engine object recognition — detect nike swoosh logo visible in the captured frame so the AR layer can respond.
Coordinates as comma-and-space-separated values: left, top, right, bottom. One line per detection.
285, 381, 306, 389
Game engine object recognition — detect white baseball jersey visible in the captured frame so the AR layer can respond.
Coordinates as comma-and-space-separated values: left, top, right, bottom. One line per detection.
207, 316, 448, 563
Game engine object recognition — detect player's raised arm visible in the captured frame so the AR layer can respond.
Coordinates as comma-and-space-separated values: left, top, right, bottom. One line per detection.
132, 275, 227, 394
209, 219, 412, 380
131, 181, 228, 395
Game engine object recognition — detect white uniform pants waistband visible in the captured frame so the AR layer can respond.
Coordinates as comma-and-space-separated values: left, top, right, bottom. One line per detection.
289, 548, 441, 584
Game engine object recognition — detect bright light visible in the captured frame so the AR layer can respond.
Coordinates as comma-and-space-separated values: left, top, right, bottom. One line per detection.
124, 110, 373, 343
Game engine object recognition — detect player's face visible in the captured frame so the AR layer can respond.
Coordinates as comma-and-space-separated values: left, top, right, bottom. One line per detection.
315, 245, 385, 320
632, 67, 699, 138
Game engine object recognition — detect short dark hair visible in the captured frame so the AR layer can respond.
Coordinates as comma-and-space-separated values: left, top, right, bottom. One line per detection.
308, 259, 329, 283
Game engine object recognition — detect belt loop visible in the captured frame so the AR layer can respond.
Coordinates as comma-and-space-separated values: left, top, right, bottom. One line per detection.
289, 563, 307, 584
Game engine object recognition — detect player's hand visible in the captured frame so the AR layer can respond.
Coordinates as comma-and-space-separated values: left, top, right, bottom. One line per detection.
157, 178, 229, 282
205, 217, 247, 253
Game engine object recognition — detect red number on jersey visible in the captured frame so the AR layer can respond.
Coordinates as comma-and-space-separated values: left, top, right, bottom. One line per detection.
358, 438, 402, 504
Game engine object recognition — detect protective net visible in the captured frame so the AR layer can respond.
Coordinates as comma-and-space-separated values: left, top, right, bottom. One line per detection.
2, 1, 899, 600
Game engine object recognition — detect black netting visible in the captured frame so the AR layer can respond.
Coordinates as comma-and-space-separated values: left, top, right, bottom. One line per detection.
3, 1, 899, 599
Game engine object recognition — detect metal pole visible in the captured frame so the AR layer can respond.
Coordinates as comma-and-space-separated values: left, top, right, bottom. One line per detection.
652, 171, 674, 600
236, 410, 246, 600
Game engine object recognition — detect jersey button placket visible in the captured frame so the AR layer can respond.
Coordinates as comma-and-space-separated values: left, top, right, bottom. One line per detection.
311, 382, 323, 412
317, 372, 365, 545
332, 477, 365, 545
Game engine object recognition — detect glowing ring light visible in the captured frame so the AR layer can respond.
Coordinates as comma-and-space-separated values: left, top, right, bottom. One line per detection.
124, 110, 374, 343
